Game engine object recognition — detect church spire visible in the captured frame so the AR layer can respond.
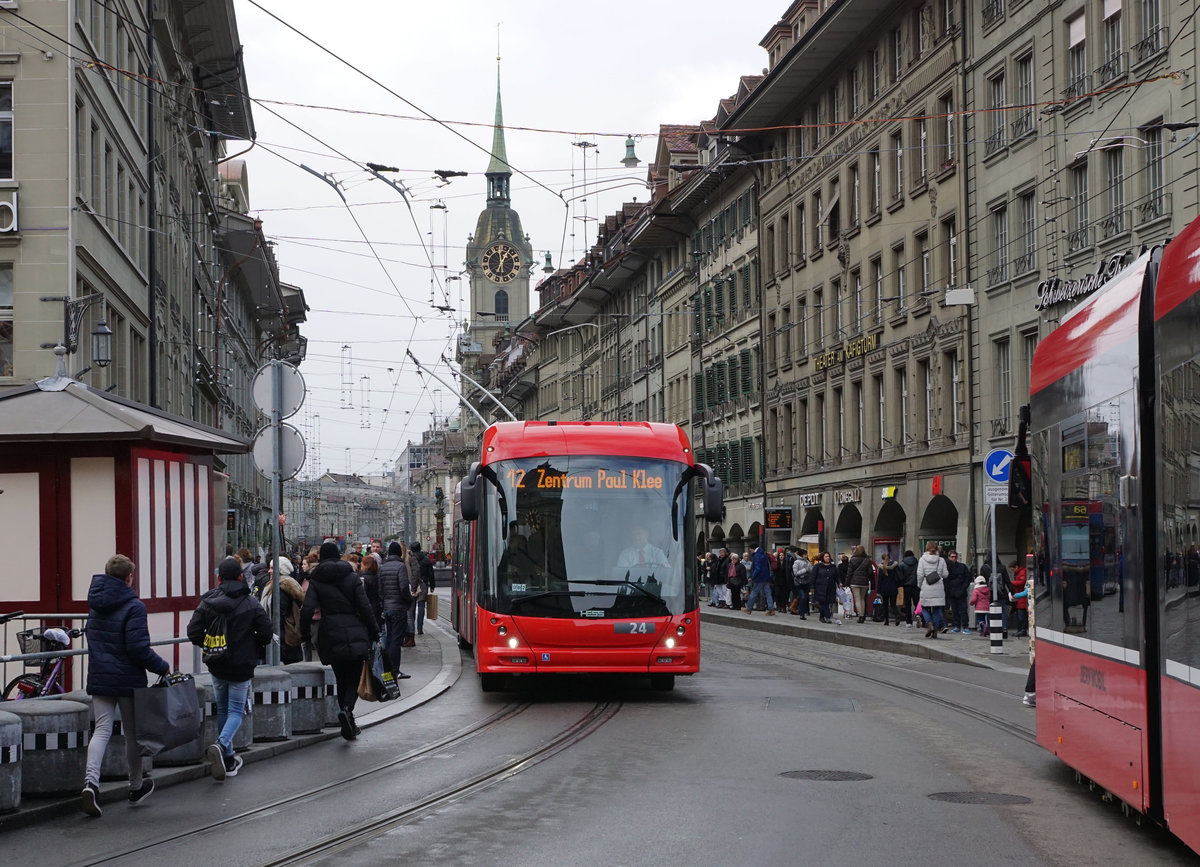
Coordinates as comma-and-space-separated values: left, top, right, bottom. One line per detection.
485, 59, 511, 207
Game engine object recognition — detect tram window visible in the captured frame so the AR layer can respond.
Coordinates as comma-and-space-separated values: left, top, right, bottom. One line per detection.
1032, 429, 1053, 632
1160, 358, 1200, 671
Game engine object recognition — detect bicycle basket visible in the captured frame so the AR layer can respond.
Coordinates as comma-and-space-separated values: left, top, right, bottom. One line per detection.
16, 629, 42, 655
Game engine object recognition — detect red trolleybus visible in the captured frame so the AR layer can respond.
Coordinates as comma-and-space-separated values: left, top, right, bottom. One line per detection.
1029, 213, 1200, 854
453, 421, 722, 692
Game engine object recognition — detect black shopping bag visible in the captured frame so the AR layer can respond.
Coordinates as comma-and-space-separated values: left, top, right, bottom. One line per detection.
370, 640, 401, 701
134, 673, 202, 756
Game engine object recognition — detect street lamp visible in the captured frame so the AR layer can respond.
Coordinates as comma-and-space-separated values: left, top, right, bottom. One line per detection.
40, 292, 113, 371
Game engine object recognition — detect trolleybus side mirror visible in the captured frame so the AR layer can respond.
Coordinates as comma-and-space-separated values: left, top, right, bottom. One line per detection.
461, 462, 481, 521
697, 462, 724, 522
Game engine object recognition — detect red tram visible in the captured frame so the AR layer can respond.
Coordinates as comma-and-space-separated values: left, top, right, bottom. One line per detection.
451, 421, 722, 691
1030, 212, 1200, 853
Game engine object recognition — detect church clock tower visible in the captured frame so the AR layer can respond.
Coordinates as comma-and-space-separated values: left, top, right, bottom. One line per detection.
464, 66, 532, 353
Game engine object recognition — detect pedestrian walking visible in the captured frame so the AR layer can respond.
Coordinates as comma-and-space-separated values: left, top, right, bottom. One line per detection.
847, 545, 874, 623
945, 550, 972, 633
81, 555, 172, 817
408, 546, 428, 636
365, 541, 414, 677
898, 549, 919, 627
744, 547, 775, 615
301, 541, 380, 741
915, 541, 948, 638
709, 549, 731, 608
791, 550, 812, 618
970, 577, 992, 633
259, 556, 306, 664
876, 553, 899, 625
187, 556, 273, 781
811, 551, 841, 624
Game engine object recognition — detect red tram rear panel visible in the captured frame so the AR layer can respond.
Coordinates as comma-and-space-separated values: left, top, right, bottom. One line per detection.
1030, 213, 1200, 855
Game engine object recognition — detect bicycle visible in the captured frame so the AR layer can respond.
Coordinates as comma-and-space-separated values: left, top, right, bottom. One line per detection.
2, 612, 86, 699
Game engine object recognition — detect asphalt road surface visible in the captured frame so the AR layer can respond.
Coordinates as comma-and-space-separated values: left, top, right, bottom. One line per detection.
4, 621, 1194, 866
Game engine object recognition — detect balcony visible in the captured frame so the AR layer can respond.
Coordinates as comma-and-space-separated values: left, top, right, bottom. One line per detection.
1063, 74, 1090, 101
1133, 26, 1167, 65
1100, 210, 1129, 240
1066, 225, 1092, 254
991, 417, 1010, 438
982, 0, 1004, 29
1012, 250, 1036, 276
1133, 190, 1170, 226
1097, 52, 1125, 84
984, 128, 1006, 157
1010, 110, 1034, 141
986, 262, 1009, 287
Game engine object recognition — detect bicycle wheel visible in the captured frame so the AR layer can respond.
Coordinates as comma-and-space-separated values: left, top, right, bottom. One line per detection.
2, 674, 42, 700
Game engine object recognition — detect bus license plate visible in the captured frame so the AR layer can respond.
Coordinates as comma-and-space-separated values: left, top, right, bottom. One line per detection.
614, 622, 656, 634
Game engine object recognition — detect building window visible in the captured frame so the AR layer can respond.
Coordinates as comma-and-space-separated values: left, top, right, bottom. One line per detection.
948, 350, 962, 435
796, 203, 806, 261
853, 270, 863, 331
1142, 123, 1164, 220
1104, 146, 1126, 237
916, 117, 928, 184
812, 192, 822, 251
939, 93, 954, 168
781, 212, 791, 270
1009, 55, 1032, 141
1136, 0, 1163, 63
987, 72, 1006, 154
917, 232, 931, 294
0, 82, 12, 180
875, 374, 886, 448
892, 29, 903, 81
493, 289, 509, 320
870, 148, 881, 213
849, 163, 860, 225
990, 205, 1009, 285
1101, 0, 1124, 82
1016, 191, 1036, 274
1069, 162, 1090, 251
941, 217, 957, 287
920, 359, 932, 440
827, 178, 840, 242
871, 46, 882, 100
995, 338, 1012, 432
898, 365, 909, 444
851, 66, 861, 116
891, 131, 903, 201
871, 256, 883, 323
836, 387, 845, 455
832, 278, 844, 336
0, 263, 12, 377
893, 245, 907, 312
1067, 14, 1088, 97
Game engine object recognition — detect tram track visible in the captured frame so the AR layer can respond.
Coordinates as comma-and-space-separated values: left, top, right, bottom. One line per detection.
68, 700, 534, 867
703, 629, 1037, 746
258, 699, 623, 866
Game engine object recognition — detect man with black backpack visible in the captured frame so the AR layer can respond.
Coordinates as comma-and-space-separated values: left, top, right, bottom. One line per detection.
187, 556, 272, 781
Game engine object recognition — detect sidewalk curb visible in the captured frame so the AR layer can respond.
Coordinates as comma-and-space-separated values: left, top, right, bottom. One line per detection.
0, 605, 461, 831
701, 608, 1028, 674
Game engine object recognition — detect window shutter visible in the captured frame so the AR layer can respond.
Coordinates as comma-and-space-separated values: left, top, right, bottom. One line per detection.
740, 349, 753, 394
742, 436, 755, 483
713, 279, 725, 321
728, 439, 742, 485
728, 272, 738, 317
693, 375, 704, 412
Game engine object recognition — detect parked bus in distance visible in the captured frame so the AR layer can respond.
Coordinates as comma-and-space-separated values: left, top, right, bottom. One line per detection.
1029, 212, 1200, 855
452, 421, 722, 692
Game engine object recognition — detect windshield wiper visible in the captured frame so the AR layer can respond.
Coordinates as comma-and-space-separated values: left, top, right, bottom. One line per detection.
569, 572, 665, 603
510, 590, 588, 606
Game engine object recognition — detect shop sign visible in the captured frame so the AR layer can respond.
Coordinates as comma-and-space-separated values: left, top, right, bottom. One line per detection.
1034, 252, 1128, 311
765, 507, 793, 529
813, 333, 880, 371
834, 488, 861, 505
798, 492, 822, 508
880, 485, 897, 499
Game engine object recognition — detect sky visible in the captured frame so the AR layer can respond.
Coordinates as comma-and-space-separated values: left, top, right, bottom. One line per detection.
233, 0, 782, 479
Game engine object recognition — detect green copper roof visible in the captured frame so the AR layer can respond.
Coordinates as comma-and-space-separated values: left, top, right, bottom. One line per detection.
486, 69, 510, 176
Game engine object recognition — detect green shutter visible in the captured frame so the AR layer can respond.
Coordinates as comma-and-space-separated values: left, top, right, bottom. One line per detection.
713, 279, 724, 321
740, 349, 752, 394
693, 374, 704, 412
692, 294, 702, 336
728, 439, 742, 485
728, 357, 740, 397
703, 288, 713, 329
742, 436, 755, 484
742, 263, 752, 308
728, 272, 738, 318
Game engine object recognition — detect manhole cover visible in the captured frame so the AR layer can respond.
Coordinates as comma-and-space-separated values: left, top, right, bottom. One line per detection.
780, 770, 874, 781
928, 792, 1032, 805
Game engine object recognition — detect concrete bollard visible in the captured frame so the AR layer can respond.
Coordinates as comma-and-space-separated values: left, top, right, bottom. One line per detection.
250, 667, 292, 742
283, 662, 327, 734
6, 699, 89, 797
43, 690, 149, 781
323, 665, 340, 728
0, 711, 21, 812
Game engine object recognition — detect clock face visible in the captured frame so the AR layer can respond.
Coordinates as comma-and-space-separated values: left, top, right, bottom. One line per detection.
482, 242, 521, 284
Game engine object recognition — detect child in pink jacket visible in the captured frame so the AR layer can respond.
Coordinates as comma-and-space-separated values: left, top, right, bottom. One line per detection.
969, 577, 992, 634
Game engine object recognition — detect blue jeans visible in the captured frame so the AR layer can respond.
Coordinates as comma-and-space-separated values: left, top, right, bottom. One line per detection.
922, 605, 946, 630
415, 599, 426, 633
745, 581, 774, 611
212, 676, 251, 759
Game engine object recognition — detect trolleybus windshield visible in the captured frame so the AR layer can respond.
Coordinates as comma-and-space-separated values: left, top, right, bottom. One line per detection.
479, 455, 696, 618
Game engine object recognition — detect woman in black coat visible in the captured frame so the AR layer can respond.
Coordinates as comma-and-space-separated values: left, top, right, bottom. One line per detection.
301, 542, 380, 740
811, 551, 840, 623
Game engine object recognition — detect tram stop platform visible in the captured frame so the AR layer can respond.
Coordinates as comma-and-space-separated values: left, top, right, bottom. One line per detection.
0, 600, 461, 831
701, 602, 1032, 676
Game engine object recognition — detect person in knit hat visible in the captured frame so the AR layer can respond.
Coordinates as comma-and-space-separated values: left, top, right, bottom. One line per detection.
302, 540, 379, 740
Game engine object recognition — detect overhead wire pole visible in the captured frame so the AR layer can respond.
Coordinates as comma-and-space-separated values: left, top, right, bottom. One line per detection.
405, 350, 489, 426
440, 354, 517, 421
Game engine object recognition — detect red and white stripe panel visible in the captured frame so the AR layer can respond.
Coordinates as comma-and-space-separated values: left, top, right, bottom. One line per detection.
134, 453, 211, 603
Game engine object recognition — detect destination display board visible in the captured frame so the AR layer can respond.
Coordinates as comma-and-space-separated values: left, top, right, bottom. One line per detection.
765, 507, 793, 529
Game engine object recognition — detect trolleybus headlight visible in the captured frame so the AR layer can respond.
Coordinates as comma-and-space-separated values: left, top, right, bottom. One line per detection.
507, 637, 519, 649
497, 625, 507, 636
676, 625, 686, 636
664, 637, 676, 649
